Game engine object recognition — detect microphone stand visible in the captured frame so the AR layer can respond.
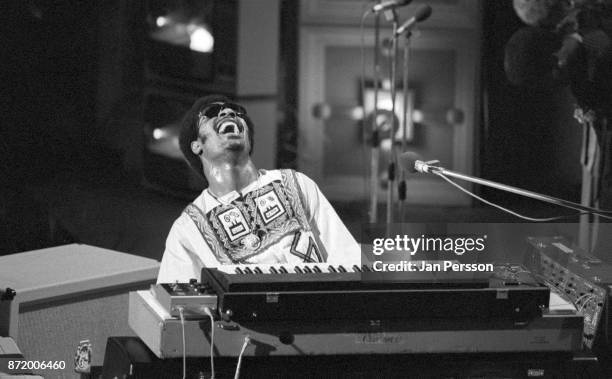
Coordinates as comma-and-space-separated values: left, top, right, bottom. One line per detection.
574, 108, 605, 252
421, 162, 603, 214
368, 10, 382, 223
386, 10, 399, 229
398, 32, 412, 223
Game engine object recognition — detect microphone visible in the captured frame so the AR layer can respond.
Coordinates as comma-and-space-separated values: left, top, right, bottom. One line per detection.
371, 0, 411, 13
398, 151, 441, 173
398, 151, 421, 173
394, 4, 433, 37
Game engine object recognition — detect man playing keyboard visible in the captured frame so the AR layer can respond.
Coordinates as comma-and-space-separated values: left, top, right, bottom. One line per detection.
157, 95, 360, 283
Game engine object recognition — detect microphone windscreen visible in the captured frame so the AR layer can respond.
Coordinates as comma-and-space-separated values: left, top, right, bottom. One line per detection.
504, 26, 562, 87
415, 4, 433, 22
567, 28, 612, 110
581, 29, 612, 57
513, 0, 567, 28
398, 151, 421, 173
373, 0, 412, 12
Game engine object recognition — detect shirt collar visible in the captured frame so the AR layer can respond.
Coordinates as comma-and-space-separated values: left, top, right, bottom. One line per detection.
201, 169, 273, 211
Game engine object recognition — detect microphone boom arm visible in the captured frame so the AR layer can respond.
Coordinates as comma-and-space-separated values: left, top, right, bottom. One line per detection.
422, 162, 599, 214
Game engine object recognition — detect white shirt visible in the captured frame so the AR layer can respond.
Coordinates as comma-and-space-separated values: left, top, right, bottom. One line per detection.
157, 170, 360, 283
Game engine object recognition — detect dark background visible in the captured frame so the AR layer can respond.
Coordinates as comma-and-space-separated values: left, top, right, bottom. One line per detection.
0, 1, 593, 259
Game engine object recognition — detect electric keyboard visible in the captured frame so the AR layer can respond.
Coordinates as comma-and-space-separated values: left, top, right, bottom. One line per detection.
128, 290, 583, 358
201, 263, 550, 322
206, 261, 537, 290
216, 262, 374, 274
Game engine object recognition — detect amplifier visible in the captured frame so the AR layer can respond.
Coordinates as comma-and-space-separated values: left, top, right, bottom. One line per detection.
0, 244, 159, 379
525, 236, 612, 351
128, 290, 583, 359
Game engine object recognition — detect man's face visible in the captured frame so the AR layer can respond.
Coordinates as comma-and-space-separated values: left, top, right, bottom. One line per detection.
192, 102, 251, 161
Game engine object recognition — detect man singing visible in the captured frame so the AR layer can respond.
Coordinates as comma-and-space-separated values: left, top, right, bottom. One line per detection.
157, 95, 360, 283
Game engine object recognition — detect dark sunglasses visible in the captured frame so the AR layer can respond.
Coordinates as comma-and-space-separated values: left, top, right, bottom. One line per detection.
197, 102, 247, 121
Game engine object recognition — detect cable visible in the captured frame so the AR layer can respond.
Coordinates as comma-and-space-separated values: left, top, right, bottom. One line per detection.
203, 307, 216, 379
532, 273, 558, 292
435, 172, 612, 222
605, 298, 610, 346
234, 335, 251, 379
433, 167, 612, 217
577, 295, 592, 313
578, 295, 597, 314
178, 307, 186, 379
575, 292, 593, 307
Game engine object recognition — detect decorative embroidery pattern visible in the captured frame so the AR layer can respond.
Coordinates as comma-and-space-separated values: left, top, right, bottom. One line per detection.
255, 189, 286, 224
281, 170, 310, 230
289, 231, 322, 263
183, 204, 236, 264
184, 170, 321, 264
217, 207, 251, 241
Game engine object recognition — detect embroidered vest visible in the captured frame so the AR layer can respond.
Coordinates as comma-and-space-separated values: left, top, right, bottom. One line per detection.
183, 169, 322, 264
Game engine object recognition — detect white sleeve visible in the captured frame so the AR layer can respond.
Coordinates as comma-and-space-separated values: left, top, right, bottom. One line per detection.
294, 172, 361, 264
157, 216, 207, 283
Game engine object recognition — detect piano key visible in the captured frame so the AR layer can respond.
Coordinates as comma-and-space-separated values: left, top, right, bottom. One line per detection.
215, 262, 364, 275
338, 265, 347, 273
352, 265, 362, 272
294, 266, 304, 274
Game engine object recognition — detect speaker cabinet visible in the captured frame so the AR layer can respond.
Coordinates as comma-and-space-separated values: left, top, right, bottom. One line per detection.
100, 336, 603, 379
101, 336, 217, 379
0, 244, 159, 378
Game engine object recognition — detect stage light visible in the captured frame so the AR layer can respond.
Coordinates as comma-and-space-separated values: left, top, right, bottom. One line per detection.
152, 128, 166, 140
350, 107, 365, 120
156, 16, 169, 27
189, 26, 214, 53
411, 109, 424, 123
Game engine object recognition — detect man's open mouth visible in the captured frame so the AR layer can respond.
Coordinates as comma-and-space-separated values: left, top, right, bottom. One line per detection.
215, 119, 244, 136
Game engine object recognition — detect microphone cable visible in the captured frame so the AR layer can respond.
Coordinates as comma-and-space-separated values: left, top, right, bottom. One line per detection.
234, 335, 251, 379
203, 306, 216, 379
435, 171, 612, 222
177, 307, 186, 379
